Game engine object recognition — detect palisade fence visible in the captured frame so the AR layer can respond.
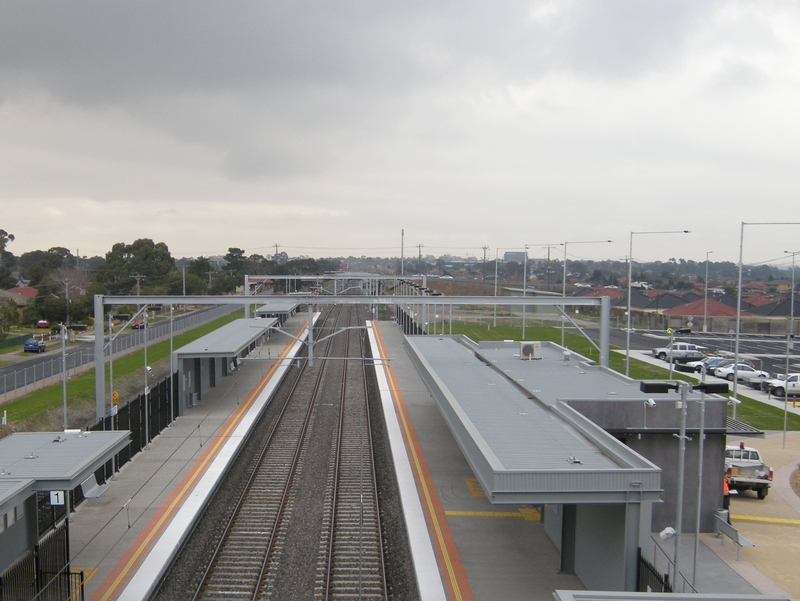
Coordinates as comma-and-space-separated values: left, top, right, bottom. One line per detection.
0, 305, 237, 399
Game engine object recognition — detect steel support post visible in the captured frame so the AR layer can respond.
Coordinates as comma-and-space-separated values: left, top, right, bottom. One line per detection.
94, 294, 105, 422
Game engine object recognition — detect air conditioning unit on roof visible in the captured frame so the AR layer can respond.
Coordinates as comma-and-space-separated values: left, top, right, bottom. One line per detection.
520, 341, 542, 360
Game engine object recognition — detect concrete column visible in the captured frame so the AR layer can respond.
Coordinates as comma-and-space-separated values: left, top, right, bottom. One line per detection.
624, 502, 642, 591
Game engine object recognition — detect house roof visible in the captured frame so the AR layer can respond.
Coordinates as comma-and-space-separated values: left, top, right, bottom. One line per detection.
5, 287, 37, 298
0, 289, 30, 306
748, 294, 800, 317
663, 298, 745, 317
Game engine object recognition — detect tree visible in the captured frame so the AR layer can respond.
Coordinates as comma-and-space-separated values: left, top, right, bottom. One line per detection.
97, 239, 174, 286
188, 257, 212, 279
0, 298, 19, 333
0, 264, 16, 289
224, 248, 246, 276
0, 229, 14, 262
209, 272, 237, 295
19, 248, 75, 286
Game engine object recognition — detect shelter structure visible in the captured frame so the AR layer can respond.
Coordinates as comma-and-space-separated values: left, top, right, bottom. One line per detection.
404, 336, 736, 591
253, 300, 300, 325
0, 430, 129, 576
172, 318, 277, 412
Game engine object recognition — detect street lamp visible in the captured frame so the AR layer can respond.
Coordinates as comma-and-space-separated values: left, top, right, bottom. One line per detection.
783, 250, 799, 449
733, 222, 800, 418
561, 239, 612, 347
626, 230, 690, 377
703, 251, 713, 333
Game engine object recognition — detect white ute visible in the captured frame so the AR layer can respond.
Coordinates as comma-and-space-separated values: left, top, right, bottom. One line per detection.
725, 443, 772, 500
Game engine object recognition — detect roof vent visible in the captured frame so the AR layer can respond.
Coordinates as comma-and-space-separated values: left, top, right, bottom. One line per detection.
567, 456, 582, 464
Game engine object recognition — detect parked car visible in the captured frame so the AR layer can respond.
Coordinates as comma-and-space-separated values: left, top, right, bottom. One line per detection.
23, 338, 46, 353
713, 363, 769, 382
766, 373, 800, 398
131, 320, 145, 329
36, 320, 50, 328
685, 356, 727, 374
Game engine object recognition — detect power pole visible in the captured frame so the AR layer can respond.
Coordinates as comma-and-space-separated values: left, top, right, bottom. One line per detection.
417, 244, 424, 274
132, 275, 145, 296
274, 244, 280, 261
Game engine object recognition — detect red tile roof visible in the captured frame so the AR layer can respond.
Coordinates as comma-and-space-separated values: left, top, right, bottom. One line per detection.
6, 287, 37, 298
663, 298, 747, 317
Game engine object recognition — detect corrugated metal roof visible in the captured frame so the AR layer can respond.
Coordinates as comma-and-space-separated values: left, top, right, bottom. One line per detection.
405, 336, 662, 504
255, 301, 301, 314
174, 318, 277, 358
0, 431, 130, 494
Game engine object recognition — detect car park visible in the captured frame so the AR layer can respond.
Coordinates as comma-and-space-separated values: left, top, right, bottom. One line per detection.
713, 363, 769, 382
23, 338, 46, 353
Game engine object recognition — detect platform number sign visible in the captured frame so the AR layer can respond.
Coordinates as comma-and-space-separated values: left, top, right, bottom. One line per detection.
50, 491, 65, 506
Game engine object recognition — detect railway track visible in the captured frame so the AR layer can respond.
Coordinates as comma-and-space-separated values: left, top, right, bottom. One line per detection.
187, 304, 387, 601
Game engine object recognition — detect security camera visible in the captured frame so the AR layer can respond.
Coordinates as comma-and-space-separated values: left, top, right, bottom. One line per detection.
644, 399, 656, 408
659, 526, 676, 541
146, 366, 152, 373
728, 398, 742, 405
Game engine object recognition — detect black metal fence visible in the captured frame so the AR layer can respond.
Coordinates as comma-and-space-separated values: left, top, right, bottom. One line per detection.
90, 375, 179, 483
0, 520, 84, 601
637, 547, 672, 593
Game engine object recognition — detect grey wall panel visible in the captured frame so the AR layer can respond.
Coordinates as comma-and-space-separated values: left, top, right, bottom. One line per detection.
575, 503, 625, 591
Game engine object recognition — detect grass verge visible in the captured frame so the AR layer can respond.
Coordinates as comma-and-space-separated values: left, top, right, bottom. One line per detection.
1, 309, 243, 424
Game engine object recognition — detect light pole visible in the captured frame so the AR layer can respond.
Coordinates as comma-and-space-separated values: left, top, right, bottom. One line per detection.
561, 239, 612, 347
522, 245, 528, 339
703, 251, 713, 333
733, 222, 800, 418
626, 230, 690, 377
783, 250, 798, 449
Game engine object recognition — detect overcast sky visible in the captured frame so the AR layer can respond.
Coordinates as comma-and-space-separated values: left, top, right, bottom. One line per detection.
1, 1, 799, 267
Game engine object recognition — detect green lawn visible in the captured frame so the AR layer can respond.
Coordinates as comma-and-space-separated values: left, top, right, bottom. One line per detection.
1, 310, 243, 423
448, 322, 800, 432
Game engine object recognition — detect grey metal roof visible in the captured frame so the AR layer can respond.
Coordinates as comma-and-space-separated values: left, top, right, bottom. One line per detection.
0, 478, 35, 517
405, 336, 662, 504
0, 430, 130, 494
473, 341, 713, 407
255, 301, 300, 314
174, 318, 277, 358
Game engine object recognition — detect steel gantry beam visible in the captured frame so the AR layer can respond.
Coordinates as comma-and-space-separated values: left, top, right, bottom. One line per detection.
93, 294, 610, 421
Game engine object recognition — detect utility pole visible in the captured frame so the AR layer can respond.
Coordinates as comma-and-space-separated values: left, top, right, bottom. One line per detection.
274, 243, 280, 261
417, 244, 424, 274
401, 229, 404, 276
132, 275, 145, 296
482, 245, 489, 278
181, 265, 186, 296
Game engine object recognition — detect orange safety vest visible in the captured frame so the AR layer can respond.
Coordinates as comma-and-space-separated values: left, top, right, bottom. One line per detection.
723, 477, 729, 495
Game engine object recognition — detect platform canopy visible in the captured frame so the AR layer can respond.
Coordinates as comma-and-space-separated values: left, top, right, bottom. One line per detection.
0, 430, 130, 513
405, 336, 662, 504
173, 318, 277, 360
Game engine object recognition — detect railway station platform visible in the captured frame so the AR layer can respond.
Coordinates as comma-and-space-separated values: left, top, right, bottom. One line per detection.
68, 314, 311, 601
65, 315, 794, 601
368, 322, 791, 600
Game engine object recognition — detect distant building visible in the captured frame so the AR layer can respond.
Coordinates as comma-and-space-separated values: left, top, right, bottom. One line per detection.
503, 251, 526, 263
